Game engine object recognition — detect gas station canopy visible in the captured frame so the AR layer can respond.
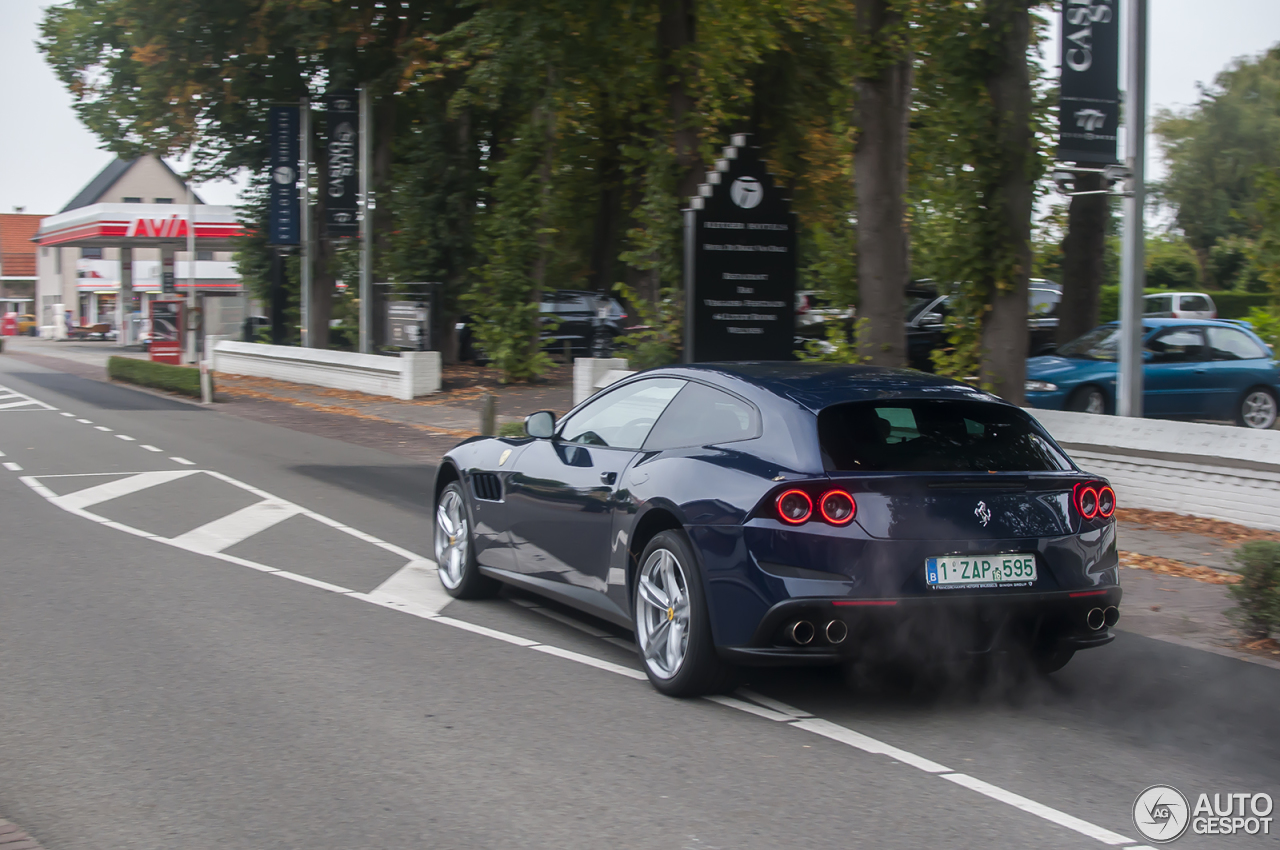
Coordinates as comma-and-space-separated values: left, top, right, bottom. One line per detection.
34, 203, 245, 250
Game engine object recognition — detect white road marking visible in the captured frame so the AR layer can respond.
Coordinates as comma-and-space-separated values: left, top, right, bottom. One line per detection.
95, 426, 113, 432
60, 412, 75, 417
76, 419, 92, 424
168, 499, 302, 555
49, 470, 199, 513
116, 434, 136, 441
529, 605, 612, 637
0, 450, 5, 457
4, 462, 23, 471
0, 385, 56, 411
171, 457, 195, 465
140, 445, 162, 452
19, 466, 1148, 849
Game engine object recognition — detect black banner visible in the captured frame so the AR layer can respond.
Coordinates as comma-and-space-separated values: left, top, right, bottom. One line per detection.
267, 106, 299, 245
684, 135, 796, 362
325, 90, 359, 237
1058, 0, 1120, 164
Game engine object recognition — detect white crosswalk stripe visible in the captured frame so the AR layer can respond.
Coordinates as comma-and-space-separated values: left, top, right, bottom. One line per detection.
0, 385, 57, 411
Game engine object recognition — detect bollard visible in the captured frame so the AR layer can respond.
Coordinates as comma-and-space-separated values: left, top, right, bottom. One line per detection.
480, 392, 496, 436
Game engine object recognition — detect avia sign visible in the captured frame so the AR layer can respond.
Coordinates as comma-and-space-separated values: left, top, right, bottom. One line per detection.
126, 215, 191, 238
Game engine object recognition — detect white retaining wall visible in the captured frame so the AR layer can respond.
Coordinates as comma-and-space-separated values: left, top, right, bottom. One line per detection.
573, 357, 631, 406
211, 340, 441, 400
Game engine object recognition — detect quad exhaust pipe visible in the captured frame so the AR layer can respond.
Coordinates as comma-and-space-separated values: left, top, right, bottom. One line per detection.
785, 619, 848, 646
1087, 606, 1119, 630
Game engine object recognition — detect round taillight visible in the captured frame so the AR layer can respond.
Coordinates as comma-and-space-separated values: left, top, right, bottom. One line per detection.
776, 489, 813, 525
819, 490, 856, 525
1078, 486, 1099, 519
1098, 486, 1116, 518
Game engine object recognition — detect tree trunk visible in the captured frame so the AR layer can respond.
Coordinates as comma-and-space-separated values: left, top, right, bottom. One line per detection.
530, 80, 557, 366
854, 0, 911, 367
659, 0, 700, 204
1056, 171, 1107, 345
978, 0, 1034, 404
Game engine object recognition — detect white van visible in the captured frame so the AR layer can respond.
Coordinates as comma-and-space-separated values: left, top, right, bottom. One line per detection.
1142, 292, 1217, 320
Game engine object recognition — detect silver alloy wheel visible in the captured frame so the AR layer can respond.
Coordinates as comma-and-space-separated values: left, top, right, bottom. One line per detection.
434, 487, 469, 589
635, 547, 692, 680
1241, 390, 1278, 429
1083, 389, 1105, 415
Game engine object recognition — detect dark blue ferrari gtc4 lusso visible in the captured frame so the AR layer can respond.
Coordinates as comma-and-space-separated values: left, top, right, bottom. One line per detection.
433, 364, 1120, 696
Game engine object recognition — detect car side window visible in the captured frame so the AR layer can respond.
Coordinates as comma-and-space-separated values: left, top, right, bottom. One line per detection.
1206, 326, 1268, 361
643, 382, 761, 450
1179, 295, 1212, 313
1147, 328, 1206, 363
1029, 288, 1060, 316
559, 378, 686, 450
1144, 295, 1173, 316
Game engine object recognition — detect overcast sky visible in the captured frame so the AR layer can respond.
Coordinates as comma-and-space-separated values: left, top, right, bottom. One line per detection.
2, 0, 1278, 216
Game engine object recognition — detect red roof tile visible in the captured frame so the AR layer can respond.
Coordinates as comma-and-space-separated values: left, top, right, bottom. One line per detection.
0, 214, 45, 277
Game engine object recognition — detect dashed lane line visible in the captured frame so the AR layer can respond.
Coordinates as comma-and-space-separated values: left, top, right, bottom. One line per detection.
3, 462, 22, 471
17, 465, 1151, 849
140, 445, 162, 452
171, 457, 195, 466
115, 434, 136, 441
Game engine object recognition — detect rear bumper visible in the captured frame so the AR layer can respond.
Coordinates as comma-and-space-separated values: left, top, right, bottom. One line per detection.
715, 586, 1122, 667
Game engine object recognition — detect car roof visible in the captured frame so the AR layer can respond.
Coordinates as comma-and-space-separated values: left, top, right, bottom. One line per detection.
644, 362, 1003, 413
1106, 317, 1240, 329
1144, 291, 1212, 298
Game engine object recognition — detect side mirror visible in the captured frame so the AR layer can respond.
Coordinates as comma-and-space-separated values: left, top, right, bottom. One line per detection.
524, 410, 556, 439
920, 312, 943, 326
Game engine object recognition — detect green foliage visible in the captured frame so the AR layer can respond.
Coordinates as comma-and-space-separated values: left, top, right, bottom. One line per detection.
611, 281, 683, 370
1154, 46, 1280, 258
1144, 235, 1203, 291
1244, 307, 1280, 351
108, 356, 203, 398
1208, 236, 1260, 291
498, 421, 526, 437
797, 317, 869, 364
1229, 541, 1280, 639
1246, 168, 1280, 302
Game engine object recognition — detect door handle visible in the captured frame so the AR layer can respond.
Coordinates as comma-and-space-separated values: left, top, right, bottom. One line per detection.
600, 471, 617, 485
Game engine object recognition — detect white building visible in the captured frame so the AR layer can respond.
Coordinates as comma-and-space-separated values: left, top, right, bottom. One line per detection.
34, 155, 250, 340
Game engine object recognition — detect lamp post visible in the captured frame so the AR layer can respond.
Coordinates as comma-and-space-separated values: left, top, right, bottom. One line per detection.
1117, 0, 1148, 418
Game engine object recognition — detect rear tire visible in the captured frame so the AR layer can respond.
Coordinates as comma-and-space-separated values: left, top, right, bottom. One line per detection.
434, 481, 500, 599
1236, 387, 1278, 430
633, 530, 735, 697
1067, 385, 1108, 415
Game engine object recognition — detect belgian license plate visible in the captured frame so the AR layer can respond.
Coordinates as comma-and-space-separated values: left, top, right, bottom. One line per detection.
926, 554, 1037, 587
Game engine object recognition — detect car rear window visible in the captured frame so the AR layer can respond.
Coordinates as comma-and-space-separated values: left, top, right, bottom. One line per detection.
817, 400, 1072, 473
1178, 295, 1212, 313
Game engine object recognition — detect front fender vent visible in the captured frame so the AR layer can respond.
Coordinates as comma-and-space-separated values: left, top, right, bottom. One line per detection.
472, 472, 502, 502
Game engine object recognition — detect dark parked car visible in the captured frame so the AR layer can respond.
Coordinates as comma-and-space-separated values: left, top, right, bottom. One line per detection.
907, 280, 1062, 370
1025, 318, 1279, 429
433, 363, 1120, 696
458, 290, 627, 362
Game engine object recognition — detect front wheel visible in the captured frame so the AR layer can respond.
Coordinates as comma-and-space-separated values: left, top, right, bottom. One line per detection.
434, 481, 500, 599
1067, 385, 1108, 415
1236, 387, 1278, 430
633, 530, 735, 697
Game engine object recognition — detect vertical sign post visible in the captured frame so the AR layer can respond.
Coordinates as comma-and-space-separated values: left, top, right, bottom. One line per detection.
1118, 0, 1148, 418
299, 98, 313, 347
683, 134, 797, 363
268, 106, 301, 245
186, 182, 197, 363
358, 87, 373, 354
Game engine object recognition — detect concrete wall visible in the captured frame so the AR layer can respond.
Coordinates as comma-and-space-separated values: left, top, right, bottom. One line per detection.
212, 340, 441, 400
573, 357, 632, 406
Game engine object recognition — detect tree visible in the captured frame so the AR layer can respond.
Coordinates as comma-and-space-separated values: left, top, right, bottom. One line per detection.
1155, 46, 1280, 277
852, 0, 911, 367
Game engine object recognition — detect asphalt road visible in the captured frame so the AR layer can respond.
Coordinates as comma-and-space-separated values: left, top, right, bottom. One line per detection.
0, 356, 1277, 850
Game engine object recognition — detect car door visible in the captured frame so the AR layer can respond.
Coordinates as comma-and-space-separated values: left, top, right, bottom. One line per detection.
505, 377, 686, 597
1201, 325, 1273, 417
1027, 286, 1061, 355
1144, 327, 1210, 417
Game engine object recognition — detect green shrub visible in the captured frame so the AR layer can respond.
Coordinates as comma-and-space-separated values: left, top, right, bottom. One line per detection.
107, 356, 204, 398
498, 421, 526, 438
1145, 237, 1203, 290
1244, 307, 1280, 350
1229, 541, 1280, 639
1096, 287, 1271, 323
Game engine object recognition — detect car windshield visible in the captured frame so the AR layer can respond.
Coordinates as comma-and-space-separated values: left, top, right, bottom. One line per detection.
1057, 325, 1121, 360
818, 400, 1072, 473
905, 296, 935, 322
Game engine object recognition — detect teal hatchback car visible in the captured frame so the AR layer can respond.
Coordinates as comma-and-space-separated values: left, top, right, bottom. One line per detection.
1025, 319, 1279, 429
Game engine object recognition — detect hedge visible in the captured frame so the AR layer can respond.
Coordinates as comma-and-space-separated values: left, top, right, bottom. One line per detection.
1229, 541, 1280, 639
1097, 287, 1272, 323
108, 356, 204, 398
